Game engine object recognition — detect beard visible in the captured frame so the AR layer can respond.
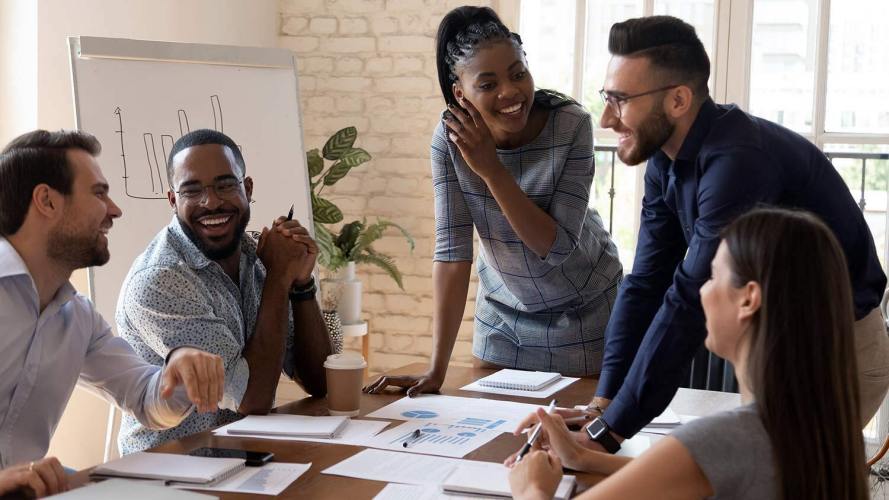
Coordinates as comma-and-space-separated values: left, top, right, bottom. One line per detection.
47, 219, 110, 269
617, 101, 675, 166
177, 205, 251, 261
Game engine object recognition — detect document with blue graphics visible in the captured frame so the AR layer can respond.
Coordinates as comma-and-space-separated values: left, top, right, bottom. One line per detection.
361, 420, 501, 458
367, 395, 544, 431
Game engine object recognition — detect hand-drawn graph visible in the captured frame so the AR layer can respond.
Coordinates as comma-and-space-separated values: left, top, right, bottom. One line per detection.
115, 94, 227, 200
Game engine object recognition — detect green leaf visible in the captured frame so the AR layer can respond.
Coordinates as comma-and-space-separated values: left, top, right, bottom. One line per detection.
335, 220, 364, 258
306, 148, 323, 177
337, 148, 371, 167
314, 223, 337, 268
355, 251, 405, 290
322, 161, 351, 186
312, 193, 343, 224
355, 219, 415, 256
322, 127, 357, 160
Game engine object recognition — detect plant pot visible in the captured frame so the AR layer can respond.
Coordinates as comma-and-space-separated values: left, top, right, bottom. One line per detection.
320, 262, 362, 325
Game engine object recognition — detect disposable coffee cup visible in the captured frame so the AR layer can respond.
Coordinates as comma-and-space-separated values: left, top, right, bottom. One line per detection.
324, 352, 366, 417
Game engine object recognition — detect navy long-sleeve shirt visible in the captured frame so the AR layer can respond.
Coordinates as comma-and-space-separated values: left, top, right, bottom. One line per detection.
597, 98, 886, 438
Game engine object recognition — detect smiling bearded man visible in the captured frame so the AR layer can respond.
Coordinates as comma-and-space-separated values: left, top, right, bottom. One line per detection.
114, 129, 332, 454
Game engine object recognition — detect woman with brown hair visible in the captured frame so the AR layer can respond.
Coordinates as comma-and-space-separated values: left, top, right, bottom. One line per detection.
508, 207, 868, 499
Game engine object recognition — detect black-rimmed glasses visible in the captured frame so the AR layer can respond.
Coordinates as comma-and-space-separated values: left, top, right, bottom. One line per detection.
174, 177, 244, 202
599, 85, 680, 118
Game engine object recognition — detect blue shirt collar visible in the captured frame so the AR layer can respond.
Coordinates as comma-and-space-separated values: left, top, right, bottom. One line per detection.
0, 237, 77, 307
649, 97, 721, 169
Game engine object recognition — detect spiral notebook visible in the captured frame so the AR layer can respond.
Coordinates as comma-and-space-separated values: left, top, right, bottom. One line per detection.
476, 369, 562, 391
91, 451, 245, 485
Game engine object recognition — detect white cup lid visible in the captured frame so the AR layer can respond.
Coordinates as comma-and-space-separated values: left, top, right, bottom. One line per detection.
324, 352, 367, 370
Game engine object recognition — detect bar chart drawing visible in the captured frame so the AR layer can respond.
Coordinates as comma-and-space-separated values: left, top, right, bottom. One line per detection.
114, 95, 227, 200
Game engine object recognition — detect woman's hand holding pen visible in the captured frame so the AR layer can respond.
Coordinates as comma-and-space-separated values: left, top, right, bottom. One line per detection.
443, 99, 502, 180
505, 408, 592, 471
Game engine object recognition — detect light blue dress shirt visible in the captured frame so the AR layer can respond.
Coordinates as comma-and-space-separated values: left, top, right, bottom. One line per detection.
0, 238, 191, 468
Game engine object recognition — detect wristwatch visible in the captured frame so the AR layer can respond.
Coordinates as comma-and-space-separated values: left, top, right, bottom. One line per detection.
288, 277, 317, 302
585, 416, 621, 454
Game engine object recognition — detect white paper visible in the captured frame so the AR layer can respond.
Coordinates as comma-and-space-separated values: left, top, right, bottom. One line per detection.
174, 462, 311, 496
222, 414, 348, 437
214, 418, 390, 445
640, 414, 699, 435
461, 376, 579, 399
443, 461, 575, 500
616, 434, 651, 457
52, 479, 213, 499
361, 420, 501, 458
324, 449, 460, 485
368, 395, 543, 431
646, 407, 681, 427
373, 484, 500, 500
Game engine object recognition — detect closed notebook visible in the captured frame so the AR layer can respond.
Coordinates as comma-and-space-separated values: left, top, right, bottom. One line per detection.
476, 369, 562, 391
223, 414, 350, 438
91, 452, 245, 485
441, 462, 576, 499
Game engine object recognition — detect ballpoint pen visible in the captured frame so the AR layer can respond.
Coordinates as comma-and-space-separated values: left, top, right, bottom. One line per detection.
516, 399, 557, 463
286, 204, 294, 221
402, 429, 422, 448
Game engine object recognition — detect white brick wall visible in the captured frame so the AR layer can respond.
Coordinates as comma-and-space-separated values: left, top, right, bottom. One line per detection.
278, 0, 503, 375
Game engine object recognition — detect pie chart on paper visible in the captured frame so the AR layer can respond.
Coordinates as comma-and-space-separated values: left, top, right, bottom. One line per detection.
401, 410, 438, 419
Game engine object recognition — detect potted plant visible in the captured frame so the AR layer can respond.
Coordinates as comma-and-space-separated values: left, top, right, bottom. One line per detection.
307, 127, 414, 338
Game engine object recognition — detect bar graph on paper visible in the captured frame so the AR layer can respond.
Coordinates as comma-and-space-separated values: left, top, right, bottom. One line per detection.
364, 421, 502, 458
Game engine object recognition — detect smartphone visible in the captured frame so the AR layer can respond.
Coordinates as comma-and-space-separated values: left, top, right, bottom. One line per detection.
188, 447, 274, 466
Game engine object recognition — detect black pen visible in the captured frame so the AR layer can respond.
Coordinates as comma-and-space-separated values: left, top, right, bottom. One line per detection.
516, 399, 557, 463
286, 204, 294, 221
402, 429, 422, 448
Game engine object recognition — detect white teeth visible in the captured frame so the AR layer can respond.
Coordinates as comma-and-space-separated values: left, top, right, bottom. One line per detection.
200, 216, 231, 226
499, 103, 522, 114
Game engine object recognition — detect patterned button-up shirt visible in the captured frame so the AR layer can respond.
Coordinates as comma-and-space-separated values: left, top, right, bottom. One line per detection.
116, 218, 295, 454
0, 238, 191, 467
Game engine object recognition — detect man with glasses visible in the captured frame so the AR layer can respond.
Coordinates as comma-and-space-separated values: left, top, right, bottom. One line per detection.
571, 15, 889, 453
116, 129, 331, 453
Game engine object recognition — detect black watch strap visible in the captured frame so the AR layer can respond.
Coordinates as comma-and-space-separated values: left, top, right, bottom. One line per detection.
289, 277, 317, 302
586, 416, 621, 454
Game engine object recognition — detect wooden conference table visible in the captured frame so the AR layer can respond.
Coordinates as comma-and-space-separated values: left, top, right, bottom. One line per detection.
78, 363, 604, 499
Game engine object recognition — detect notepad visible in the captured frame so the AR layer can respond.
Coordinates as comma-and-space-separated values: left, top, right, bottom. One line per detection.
476, 369, 562, 391
442, 462, 576, 499
91, 452, 245, 485
223, 414, 350, 438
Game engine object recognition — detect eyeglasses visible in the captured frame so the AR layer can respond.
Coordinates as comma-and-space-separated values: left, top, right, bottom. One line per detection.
598, 85, 680, 118
174, 177, 244, 202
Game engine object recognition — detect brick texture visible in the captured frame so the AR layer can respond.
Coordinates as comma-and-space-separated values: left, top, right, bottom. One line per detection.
278, 0, 498, 375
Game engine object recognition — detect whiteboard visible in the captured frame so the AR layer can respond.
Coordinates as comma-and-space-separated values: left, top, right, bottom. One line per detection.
69, 36, 312, 330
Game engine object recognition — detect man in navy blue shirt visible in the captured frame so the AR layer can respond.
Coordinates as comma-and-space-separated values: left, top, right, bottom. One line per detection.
579, 15, 889, 451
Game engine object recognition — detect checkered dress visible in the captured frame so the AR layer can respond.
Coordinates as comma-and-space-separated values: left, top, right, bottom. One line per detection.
431, 91, 622, 376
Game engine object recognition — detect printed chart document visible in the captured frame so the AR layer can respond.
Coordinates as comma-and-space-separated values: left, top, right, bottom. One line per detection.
91, 451, 244, 484
222, 414, 349, 438
52, 479, 213, 499
443, 461, 576, 499
173, 462, 311, 496
461, 376, 579, 399
368, 395, 543, 431
323, 449, 575, 498
362, 420, 501, 458
324, 449, 459, 485
214, 417, 389, 445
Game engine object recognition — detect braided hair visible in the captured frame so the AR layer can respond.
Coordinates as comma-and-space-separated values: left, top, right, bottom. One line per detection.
435, 6, 523, 108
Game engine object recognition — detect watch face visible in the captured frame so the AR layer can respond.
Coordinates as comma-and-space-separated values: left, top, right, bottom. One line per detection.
587, 418, 607, 439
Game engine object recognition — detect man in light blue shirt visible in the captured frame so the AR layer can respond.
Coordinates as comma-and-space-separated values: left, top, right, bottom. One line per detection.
0, 129, 225, 497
